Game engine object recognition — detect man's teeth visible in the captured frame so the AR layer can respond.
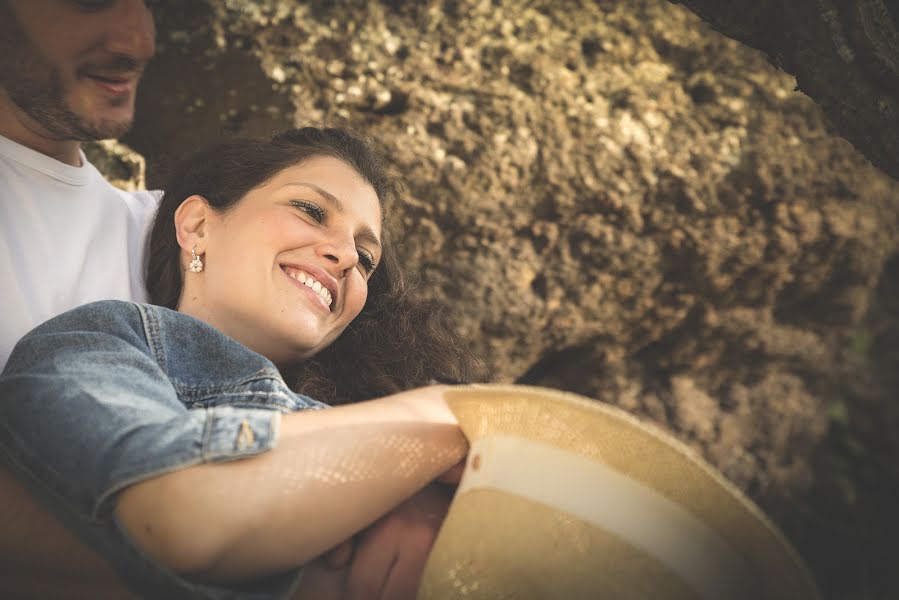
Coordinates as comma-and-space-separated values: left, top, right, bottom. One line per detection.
285, 268, 332, 307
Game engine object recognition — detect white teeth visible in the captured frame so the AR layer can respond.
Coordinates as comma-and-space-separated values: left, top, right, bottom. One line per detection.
284, 267, 333, 308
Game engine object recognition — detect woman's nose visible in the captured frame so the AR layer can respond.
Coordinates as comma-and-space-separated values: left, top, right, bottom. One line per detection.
316, 240, 358, 274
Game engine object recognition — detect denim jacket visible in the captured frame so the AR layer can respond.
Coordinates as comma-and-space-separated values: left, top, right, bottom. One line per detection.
0, 300, 328, 599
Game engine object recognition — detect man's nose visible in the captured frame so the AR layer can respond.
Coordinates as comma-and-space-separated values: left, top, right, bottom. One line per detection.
105, 0, 156, 64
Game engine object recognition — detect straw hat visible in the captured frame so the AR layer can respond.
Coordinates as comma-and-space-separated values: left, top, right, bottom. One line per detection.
418, 384, 819, 600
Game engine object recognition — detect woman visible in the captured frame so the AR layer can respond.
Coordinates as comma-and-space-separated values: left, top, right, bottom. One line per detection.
0, 127, 482, 599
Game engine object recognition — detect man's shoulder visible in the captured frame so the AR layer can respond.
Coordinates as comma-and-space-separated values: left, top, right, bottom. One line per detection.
73, 149, 161, 211
88, 173, 162, 225
82, 159, 161, 204
117, 187, 163, 211
132, 188, 163, 203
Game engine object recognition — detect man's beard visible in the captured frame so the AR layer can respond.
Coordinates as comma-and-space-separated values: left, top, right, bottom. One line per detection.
0, 7, 134, 142
5, 67, 133, 142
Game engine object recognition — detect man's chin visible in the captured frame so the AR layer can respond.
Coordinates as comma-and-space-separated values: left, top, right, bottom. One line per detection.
59, 102, 135, 141
66, 90, 137, 140
74, 117, 134, 141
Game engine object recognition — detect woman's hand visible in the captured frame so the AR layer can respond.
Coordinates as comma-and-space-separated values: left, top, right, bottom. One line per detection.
290, 557, 346, 599
310, 458, 467, 600
306, 482, 456, 600
345, 483, 454, 600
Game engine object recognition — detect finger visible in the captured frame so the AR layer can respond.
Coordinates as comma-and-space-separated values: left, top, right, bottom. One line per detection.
380, 526, 434, 600
323, 539, 355, 570
291, 559, 347, 600
344, 520, 396, 600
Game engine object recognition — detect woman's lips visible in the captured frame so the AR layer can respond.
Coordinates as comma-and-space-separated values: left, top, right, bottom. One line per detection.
282, 267, 333, 314
279, 264, 338, 307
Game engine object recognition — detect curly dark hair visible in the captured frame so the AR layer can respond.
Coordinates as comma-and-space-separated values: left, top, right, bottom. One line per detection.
146, 127, 485, 404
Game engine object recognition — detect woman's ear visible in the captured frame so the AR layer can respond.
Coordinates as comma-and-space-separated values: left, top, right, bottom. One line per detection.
174, 195, 210, 256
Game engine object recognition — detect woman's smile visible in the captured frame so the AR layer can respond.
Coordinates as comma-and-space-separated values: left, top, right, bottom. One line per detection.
175, 156, 382, 365
281, 264, 336, 313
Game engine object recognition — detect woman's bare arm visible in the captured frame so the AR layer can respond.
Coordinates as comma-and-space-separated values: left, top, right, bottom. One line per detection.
114, 385, 465, 582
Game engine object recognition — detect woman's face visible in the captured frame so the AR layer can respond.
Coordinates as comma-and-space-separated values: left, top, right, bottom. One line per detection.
179, 156, 383, 365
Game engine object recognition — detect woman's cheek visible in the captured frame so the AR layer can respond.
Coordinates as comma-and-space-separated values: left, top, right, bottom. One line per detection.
347, 280, 368, 318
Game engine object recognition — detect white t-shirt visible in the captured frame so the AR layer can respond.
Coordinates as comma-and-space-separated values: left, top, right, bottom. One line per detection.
0, 134, 162, 370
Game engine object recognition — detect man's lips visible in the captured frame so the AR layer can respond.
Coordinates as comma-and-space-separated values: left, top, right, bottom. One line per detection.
82, 72, 138, 95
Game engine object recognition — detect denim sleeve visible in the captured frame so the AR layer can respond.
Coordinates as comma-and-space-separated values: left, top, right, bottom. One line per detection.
0, 330, 280, 519
0, 306, 302, 599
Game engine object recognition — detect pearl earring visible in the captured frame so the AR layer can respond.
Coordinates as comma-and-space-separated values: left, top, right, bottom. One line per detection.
188, 245, 204, 273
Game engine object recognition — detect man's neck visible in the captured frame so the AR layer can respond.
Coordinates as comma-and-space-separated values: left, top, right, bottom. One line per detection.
0, 90, 82, 166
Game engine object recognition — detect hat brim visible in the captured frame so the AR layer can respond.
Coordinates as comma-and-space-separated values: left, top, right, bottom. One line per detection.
418, 384, 819, 600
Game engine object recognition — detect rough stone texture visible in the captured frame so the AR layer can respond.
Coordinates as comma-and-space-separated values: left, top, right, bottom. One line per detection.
82, 140, 145, 191
116, 0, 899, 596
124, 1, 294, 178
674, 0, 899, 182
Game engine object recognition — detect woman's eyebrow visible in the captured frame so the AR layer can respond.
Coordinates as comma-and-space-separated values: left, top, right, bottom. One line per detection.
282, 182, 382, 251
285, 182, 344, 211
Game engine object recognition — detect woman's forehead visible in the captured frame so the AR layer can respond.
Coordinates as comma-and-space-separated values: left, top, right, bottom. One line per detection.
271, 157, 371, 193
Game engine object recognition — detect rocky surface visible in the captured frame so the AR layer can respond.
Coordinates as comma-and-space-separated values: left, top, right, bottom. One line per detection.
674, 0, 899, 182
114, 0, 899, 596
82, 140, 145, 191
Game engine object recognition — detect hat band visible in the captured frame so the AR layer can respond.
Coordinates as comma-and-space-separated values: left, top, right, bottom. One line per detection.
457, 434, 759, 600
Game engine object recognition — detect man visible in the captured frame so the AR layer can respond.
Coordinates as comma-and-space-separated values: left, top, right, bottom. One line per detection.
0, 0, 159, 370
0, 1, 451, 598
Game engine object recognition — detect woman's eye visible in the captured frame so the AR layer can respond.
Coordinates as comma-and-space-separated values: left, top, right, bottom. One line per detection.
289, 200, 325, 223
357, 249, 377, 274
